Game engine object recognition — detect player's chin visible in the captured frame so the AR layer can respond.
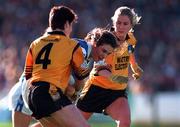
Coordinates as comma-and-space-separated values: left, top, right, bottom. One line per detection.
117, 32, 125, 36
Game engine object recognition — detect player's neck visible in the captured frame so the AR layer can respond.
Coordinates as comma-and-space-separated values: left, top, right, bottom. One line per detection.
117, 36, 126, 46
115, 33, 126, 45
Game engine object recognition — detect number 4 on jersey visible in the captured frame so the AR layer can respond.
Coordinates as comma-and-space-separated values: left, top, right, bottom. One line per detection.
35, 43, 53, 69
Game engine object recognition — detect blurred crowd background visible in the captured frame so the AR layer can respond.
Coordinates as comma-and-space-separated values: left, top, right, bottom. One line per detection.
0, 0, 179, 99
0, 0, 180, 125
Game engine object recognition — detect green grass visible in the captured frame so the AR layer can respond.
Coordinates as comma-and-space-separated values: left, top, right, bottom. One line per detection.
1, 122, 180, 127
0, 122, 12, 127
1, 122, 114, 127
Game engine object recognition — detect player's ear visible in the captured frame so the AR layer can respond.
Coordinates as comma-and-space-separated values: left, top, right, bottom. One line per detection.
64, 21, 69, 29
93, 43, 97, 47
92, 39, 97, 47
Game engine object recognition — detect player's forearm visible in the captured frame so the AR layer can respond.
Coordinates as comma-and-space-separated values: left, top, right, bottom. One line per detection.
130, 63, 143, 78
129, 53, 143, 78
74, 79, 85, 91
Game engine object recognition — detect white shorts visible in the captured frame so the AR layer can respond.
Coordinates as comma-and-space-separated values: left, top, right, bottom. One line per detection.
8, 77, 32, 115
21, 78, 32, 112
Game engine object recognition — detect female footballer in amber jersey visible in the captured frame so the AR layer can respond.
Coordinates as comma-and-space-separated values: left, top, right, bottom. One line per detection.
86, 32, 139, 90
77, 6, 143, 127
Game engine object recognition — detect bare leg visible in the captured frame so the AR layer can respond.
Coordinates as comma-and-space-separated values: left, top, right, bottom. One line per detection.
39, 104, 91, 127
30, 122, 42, 127
12, 111, 32, 127
105, 97, 131, 127
78, 109, 93, 120
39, 117, 61, 127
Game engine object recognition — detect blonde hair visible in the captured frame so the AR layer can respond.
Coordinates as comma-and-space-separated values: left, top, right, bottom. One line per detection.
111, 6, 141, 27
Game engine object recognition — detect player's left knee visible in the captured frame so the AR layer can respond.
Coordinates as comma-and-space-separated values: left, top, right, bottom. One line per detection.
30, 122, 42, 127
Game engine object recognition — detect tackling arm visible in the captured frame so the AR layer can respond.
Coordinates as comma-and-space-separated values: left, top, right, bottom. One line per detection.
129, 53, 143, 80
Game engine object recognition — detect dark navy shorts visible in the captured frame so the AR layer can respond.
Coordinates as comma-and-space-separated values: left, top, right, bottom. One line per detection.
77, 85, 127, 114
28, 81, 72, 120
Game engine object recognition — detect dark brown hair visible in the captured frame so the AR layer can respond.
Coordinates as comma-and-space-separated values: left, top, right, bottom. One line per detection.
85, 28, 117, 48
49, 6, 77, 30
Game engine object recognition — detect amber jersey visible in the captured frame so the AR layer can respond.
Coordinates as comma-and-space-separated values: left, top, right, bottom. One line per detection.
84, 33, 137, 90
24, 31, 87, 92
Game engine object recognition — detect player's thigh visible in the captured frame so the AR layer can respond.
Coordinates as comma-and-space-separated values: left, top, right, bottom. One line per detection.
12, 111, 32, 127
51, 104, 90, 127
39, 117, 60, 127
105, 97, 131, 122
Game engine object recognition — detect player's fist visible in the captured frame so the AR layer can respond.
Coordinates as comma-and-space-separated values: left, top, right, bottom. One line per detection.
132, 73, 140, 80
65, 85, 75, 97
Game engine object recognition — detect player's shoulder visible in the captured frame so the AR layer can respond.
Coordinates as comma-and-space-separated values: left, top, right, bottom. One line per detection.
30, 35, 45, 47
73, 38, 88, 49
127, 32, 137, 46
73, 38, 92, 58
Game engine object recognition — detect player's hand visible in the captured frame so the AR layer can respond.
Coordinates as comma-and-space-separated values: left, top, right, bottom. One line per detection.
93, 64, 111, 76
65, 85, 80, 102
131, 65, 143, 80
65, 85, 75, 97
70, 92, 78, 102
132, 73, 140, 80
132, 68, 143, 80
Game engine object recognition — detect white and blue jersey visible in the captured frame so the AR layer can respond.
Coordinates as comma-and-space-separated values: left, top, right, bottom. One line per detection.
73, 38, 93, 68
73, 38, 94, 80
